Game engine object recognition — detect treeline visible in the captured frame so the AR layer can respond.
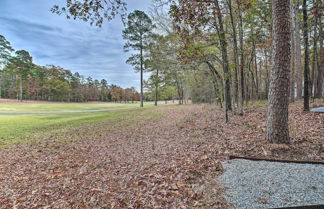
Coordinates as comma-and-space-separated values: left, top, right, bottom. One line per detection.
0, 35, 140, 102
50, 0, 322, 143
141, 0, 323, 109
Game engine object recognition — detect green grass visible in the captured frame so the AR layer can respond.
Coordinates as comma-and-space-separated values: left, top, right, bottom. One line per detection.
0, 101, 171, 112
0, 101, 173, 147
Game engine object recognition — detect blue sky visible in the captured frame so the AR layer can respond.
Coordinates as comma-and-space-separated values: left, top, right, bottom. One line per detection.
0, 0, 152, 89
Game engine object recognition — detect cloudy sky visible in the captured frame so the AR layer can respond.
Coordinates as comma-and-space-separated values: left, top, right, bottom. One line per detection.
0, 0, 152, 89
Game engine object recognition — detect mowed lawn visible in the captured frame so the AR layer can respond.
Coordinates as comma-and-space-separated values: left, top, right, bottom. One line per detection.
0, 100, 171, 112
0, 100, 169, 146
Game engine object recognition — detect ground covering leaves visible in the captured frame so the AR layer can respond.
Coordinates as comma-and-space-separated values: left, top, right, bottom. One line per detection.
0, 101, 322, 208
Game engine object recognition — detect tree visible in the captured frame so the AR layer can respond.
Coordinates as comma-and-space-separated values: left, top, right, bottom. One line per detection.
238, 0, 246, 115
8, 50, 33, 101
293, 0, 303, 99
214, 0, 232, 122
122, 10, 154, 107
146, 34, 167, 106
170, 0, 233, 121
227, 0, 239, 113
315, 20, 323, 98
290, 1, 296, 102
0, 35, 13, 98
0, 35, 13, 66
303, 0, 310, 110
51, 0, 127, 27
266, 0, 291, 143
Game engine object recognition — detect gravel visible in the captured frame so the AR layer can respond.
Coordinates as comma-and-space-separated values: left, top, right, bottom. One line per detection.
311, 107, 324, 113
219, 159, 324, 209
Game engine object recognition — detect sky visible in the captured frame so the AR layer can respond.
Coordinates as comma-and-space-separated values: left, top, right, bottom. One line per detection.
0, 0, 152, 89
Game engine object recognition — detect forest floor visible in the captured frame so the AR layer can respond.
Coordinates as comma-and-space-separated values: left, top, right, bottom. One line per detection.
0, 100, 323, 208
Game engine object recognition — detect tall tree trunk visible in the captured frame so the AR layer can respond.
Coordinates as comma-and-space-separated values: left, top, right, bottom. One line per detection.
140, 43, 144, 107
238, 2, 244, 115
228, 0, 239, 113
290, 0, 296, 102
248, 51, 258, 97
294, 0, 303, 99
253, 38, 259, 99
214, 0, 232, 122
19, 77, 23, 102
303, 0, 309, 111
155, 69, 158, 106
266, 0, 291, 144
311, 15, 318, 98
264, 49, 270, 99
206, 61, 223, 104
315, 21, 324, 98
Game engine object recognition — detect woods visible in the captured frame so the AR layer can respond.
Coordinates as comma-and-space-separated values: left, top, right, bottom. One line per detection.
0, 0, 323, 131
1, 0, 323, 136
0, 36, 140, 102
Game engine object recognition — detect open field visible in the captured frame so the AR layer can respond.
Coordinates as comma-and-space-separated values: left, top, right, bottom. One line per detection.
0, 99, 177, 146
0, 99, 174, 112
0, 108, 160, 147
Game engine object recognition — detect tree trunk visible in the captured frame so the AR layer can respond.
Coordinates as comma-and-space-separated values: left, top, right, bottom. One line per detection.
311, 27, 318, 98
315, 21, 324, 98
228, 0, 239, 113
264, 49, 270, 99
266, 0, 291, 144
290, 0, 295, 102
238, 2, 244, 115
252, 38, 259, 99
214, 0, 232, 122
206, 61, 223, 103
303, 0, 309, 111
140, 44, 144, 107
19, 77, 23, 102
294, 1, 303, 99
155, 69, 158, 106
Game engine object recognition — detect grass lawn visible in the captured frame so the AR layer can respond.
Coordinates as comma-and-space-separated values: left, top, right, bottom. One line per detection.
0, 100, 171, 147
0, 100, 173, 112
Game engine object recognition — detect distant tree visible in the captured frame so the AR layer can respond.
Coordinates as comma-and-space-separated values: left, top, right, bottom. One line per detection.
51, 0, 127, 27
0, 35, 139, 103
99, 79, 109, 101
160, 85, 177, 102
0, 35, 14, 98
0, 35, 13, 67
266, 0, 291, 144
8, 50, 33, 101
122, 10, 154, 107
146, 34, 166, 106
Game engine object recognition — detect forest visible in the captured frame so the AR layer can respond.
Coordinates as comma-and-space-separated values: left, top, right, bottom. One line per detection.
1, 0, 323, 108
0, 38, 142, 102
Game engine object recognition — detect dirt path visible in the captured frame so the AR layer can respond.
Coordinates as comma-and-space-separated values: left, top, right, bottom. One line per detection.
0, 101, 322, 208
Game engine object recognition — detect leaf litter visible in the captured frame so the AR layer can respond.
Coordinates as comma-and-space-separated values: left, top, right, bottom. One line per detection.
0, 101, 322, 208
